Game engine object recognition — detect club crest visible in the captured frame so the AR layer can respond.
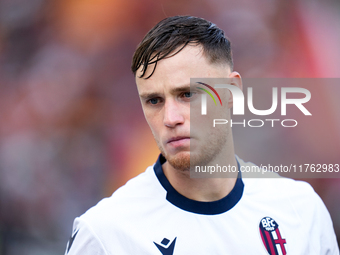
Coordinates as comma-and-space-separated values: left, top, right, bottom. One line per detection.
259, 217, 287, 255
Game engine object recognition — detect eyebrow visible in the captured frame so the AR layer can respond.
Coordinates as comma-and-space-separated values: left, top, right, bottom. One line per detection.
171, 85, 191, 94
139, 85, 191, 100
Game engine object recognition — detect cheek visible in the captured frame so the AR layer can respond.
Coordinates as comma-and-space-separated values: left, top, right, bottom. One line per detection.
219, 89, 231, 106
144, 113, 162, 136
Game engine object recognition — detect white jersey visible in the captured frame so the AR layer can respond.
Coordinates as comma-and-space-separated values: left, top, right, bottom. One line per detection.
65, 155, 339, 255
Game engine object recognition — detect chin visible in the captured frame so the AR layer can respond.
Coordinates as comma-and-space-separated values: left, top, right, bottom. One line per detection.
165, 151, 191, 171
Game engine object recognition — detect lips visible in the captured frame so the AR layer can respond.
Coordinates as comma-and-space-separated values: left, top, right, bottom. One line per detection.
166, 136, 190, 148
167, 136, 190, 143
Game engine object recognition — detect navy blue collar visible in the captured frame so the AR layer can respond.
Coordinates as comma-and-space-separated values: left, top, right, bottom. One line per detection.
154, 154, 244, 215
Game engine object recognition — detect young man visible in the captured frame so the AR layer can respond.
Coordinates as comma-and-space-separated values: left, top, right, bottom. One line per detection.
65, 16, 339, 254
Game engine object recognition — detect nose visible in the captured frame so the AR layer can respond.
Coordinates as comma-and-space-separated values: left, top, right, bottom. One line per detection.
163, 99, 185, 128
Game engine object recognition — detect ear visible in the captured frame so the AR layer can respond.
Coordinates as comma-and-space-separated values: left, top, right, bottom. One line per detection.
227, 71, 242, 109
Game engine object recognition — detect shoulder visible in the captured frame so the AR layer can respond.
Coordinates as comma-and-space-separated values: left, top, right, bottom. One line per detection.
237, 156, 327, 216
237, 156, 316, 196
66, 165, 166, 254
82, 165, 163, 222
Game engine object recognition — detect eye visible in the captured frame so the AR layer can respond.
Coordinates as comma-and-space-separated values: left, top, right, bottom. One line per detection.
183, 92, 194, 98
148, 98, 160, 105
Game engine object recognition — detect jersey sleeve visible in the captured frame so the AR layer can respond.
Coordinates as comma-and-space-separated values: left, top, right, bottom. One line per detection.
65, 217, 108, 255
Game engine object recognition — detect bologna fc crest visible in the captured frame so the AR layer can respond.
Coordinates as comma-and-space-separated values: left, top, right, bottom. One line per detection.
259, 217, 287, 255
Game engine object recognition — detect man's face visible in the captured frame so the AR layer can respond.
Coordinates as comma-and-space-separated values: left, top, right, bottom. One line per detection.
136, 45, 238, 171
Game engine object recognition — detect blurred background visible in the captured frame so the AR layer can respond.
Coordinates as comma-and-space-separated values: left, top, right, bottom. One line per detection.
0, 0, 339, 253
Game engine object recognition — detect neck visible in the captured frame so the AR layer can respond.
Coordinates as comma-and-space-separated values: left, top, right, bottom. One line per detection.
163, 143, 238, 202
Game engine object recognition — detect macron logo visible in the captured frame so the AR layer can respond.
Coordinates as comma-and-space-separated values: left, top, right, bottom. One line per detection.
154, 237, 177, 255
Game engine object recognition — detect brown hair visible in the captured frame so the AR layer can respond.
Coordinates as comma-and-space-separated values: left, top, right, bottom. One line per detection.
131, 15, 233, 79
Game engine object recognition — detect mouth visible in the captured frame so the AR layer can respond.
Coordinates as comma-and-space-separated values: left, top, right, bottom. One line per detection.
166, 136, 190, 148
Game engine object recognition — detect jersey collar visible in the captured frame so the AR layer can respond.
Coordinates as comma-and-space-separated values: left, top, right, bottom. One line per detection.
153, 154, 244, 215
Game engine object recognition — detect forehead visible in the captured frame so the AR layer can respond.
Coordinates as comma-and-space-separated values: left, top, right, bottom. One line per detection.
135, 45, 229, 94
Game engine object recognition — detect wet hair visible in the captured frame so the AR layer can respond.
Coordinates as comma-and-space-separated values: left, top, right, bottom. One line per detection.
131, 15, 233, 79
